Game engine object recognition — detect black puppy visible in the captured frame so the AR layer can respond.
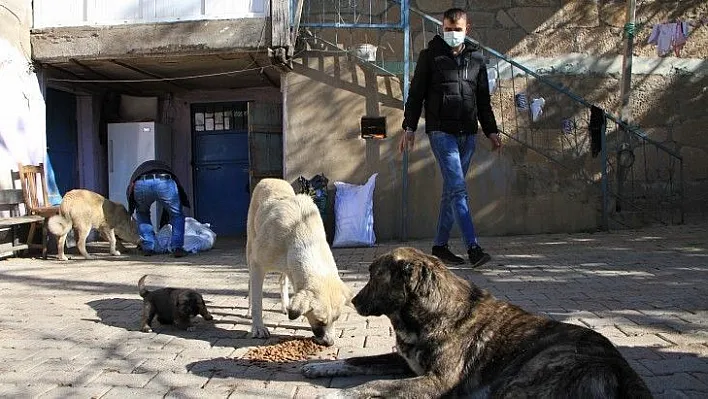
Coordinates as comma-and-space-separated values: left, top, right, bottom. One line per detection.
138, 274, 213, 332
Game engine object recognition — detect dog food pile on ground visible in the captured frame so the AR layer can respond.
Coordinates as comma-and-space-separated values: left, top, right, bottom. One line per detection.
244, 337, 338, 363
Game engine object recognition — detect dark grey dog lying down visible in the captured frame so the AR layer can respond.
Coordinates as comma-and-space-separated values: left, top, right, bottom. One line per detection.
138, 275, 213, 332
302, 247, 652, 399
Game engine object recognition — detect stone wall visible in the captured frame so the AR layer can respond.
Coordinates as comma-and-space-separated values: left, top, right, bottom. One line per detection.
413, 0, 708, 59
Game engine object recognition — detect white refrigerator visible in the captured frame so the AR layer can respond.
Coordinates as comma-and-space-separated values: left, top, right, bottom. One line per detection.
108, 122, 172, 229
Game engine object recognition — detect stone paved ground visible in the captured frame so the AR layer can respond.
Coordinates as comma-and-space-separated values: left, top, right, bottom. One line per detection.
0, 223, 707, 398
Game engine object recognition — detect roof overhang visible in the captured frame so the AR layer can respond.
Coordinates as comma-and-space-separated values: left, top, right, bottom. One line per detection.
31, 18, 285, 94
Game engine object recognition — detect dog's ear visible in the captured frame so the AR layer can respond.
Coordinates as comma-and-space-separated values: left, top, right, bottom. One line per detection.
287, 289, 314, 320
391, 248, 417, 275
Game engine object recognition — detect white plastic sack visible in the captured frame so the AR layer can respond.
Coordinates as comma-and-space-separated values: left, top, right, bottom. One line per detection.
155, 217, 217, 253
332, 173, 378, 248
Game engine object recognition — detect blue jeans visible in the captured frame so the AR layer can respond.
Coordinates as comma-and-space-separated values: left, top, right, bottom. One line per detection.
133, 178, 185, 251
428, 131, 478, 249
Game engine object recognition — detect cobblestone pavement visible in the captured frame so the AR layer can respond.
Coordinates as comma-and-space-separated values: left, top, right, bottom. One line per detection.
0, 223, 706, 398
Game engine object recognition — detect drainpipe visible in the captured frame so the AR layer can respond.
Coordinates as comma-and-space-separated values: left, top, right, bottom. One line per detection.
401, 0, 410, 241
619, 0, 637, 126
616, 0, 637, 219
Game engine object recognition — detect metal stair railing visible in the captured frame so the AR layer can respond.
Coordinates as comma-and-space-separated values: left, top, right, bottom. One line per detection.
408, 6, 684, 229
290, 0, 685, 232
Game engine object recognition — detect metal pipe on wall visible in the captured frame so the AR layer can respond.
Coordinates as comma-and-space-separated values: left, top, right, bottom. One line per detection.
401, 0, 410, 241
619, 0, 637, 125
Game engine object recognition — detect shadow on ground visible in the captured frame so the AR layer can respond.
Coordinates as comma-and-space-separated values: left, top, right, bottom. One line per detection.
84, 298, 313, 347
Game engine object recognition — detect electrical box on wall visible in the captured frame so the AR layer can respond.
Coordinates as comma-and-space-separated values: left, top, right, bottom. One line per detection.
361, 116, 386, 139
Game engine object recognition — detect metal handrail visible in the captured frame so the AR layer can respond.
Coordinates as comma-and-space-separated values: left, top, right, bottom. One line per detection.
292, 0, 684, 230
406, 4, 682, 160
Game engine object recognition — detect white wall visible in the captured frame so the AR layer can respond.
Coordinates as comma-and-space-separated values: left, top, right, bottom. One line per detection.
33, 0, 268, 28
0, 39, 46, 190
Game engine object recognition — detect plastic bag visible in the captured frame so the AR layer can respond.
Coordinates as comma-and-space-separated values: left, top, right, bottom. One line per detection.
332, 173, 377, 248
298, 174, 329, 223
155, 217, 217, 253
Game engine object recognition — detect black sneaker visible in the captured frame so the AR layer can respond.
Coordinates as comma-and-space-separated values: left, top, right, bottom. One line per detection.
432, 245, 465, 265
173, 248, 188, 258
468, 245, 491, 268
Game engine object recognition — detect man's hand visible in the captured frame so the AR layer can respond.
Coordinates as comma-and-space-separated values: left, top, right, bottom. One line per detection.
488, 133, 502, 151
398, 129, 416, 154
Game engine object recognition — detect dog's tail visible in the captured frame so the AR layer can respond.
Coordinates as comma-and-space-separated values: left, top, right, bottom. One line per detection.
47, 214, 72, 237
138, 274, 150, 298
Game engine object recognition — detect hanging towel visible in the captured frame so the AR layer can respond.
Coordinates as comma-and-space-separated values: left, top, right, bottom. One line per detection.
647, 23, 674, 56
530, 98, 545, 122
589, 106, 605, 158
647, 22, 690, 57
672, 21, 689, 56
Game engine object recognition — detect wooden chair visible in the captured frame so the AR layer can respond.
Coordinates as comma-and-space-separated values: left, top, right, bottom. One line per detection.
0, 189, 44, 257
17, 163, 60, 259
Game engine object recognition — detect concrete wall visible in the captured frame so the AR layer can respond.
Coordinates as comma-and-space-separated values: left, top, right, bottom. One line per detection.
284, 0, 707, 240
283, 60, 405, 241
283, 55, 600, 241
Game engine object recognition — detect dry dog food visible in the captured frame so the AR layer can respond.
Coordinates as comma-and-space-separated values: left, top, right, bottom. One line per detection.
244, 337, 338, 363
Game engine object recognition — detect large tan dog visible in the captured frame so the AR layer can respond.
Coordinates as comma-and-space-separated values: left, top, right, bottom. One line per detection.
303, 247, 652, 398
246, 178, 352, 346
48, 189, 139, 261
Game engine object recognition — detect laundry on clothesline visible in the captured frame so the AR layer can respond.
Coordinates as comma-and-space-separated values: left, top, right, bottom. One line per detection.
530, 98, 545, 122
647, 21, 691, 57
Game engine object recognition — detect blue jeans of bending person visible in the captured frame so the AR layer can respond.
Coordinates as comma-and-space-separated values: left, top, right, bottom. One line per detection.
133, 177, 185, 252
428, 131, 478, 249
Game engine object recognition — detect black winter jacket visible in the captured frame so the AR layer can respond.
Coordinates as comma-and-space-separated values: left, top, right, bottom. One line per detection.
126, 160, 191, 215
402, 35, 499, 136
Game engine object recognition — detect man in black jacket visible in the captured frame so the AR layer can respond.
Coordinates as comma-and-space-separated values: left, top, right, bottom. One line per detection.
127, 160, 190, 257
400, 8, 501, 268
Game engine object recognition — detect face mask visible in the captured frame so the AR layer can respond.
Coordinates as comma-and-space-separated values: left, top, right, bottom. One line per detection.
443, 31, 466, 48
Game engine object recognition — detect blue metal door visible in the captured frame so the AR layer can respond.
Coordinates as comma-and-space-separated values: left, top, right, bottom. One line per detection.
46, 88, 78, 203
192, 103, 250, 236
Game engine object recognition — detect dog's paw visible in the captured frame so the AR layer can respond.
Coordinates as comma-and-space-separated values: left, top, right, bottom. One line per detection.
110, 250, 121, 256
57, 255, 69, 261
302, 360, 358, 378
140, 326, 153, 333
250, 325, 271, 339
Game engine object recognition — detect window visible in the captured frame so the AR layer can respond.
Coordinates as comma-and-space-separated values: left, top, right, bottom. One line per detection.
192, 102, 248, 132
